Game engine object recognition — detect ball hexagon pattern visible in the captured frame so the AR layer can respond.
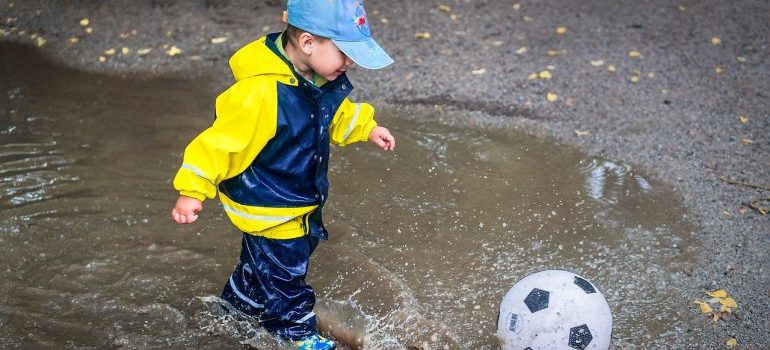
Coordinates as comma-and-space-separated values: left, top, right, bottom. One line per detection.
497, 270, 612, 350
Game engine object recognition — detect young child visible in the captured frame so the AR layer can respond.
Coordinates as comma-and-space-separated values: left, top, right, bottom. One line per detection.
170, 1, 394, 348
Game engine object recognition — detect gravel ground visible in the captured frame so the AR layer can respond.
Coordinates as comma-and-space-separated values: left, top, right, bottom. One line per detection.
2, 0, 767, 348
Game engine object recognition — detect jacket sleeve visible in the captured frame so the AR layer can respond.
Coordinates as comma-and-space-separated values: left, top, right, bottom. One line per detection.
173, 78, 277, 201
329, 98, 378, 146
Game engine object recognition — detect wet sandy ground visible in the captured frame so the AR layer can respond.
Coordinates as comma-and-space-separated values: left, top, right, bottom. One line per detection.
2, 43, 703, 349
1, 0, 769, 348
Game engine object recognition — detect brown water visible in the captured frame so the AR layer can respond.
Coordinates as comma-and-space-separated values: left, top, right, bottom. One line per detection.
0, 43, 697, 349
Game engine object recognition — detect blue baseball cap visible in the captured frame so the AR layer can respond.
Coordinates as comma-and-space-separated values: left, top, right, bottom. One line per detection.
286, 0, 394, 69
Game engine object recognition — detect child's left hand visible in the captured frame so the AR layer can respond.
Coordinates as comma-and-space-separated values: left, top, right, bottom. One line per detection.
369, 126, 396, 151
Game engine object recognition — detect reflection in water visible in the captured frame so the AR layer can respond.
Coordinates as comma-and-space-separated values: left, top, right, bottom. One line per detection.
0, 43, 697, 349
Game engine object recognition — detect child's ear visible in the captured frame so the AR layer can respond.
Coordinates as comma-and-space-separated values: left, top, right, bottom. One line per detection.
298, 32, 314, 55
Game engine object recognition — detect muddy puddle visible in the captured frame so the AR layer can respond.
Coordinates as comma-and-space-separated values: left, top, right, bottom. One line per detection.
0, 43, 698, 349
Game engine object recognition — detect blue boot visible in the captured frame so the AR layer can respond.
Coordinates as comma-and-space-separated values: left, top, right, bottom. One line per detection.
288, 334, 336, 350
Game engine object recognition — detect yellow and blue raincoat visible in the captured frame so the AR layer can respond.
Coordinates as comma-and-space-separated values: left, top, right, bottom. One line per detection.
173, 33, 377, 240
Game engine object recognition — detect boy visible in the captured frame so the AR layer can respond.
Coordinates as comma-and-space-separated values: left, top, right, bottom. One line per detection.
170, 1, 395, 348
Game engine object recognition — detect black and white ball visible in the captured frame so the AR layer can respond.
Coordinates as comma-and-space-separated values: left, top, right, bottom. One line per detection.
497, 270, 612, 350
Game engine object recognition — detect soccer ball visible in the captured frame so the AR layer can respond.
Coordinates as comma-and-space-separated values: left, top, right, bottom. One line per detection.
497, 270, 612, 350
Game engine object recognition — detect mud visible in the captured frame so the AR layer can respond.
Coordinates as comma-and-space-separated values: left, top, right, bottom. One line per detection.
0, 42, 704, 349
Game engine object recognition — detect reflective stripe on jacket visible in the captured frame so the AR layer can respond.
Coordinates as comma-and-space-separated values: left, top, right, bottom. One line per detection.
173, 33, 377, 239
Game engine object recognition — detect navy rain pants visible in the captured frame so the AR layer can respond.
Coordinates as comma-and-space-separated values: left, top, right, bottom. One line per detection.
221, 233, 320, 340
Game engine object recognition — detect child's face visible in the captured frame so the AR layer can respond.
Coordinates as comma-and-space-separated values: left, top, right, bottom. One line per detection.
307, 39, 354, 82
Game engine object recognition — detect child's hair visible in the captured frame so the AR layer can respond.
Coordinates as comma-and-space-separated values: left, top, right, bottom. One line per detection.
283, 24, 329, 48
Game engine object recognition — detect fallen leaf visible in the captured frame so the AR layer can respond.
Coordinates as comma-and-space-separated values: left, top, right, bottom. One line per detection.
739, 116, 749, 124
694, 300, 712, 314
104, 48, 116, 56
380, 18, 388, 24
736, 56, 747, 63
726, 338, 737, 347
715, 67, 723, 75
527, 73, 538, 80
678, 5, 687, 11
471, 68, 486, 75
98, 56, 106, 62
711, 36, 721, 45
575, 129, 591, 137
513, 3, 521, 11
211, 36, 228, 44
706, 289, 728, 298
68, 36, 79, 44
450, 14, 461, 21
741, 138, 755, 145
35, 36, 46, 47
121, 47, 130, 55
546, 65, 556, 70
438, 4, 451, 13
630, 75, 640, 83
166, 46, 183, 56
415, 32, 431, 39
556, 26, 567, 35
607, 65, 617, 73
546, 92, 558, 102
523, 16, 533, 22
492, 40, 503, 46
85, 27, 93, 34
119, 32, 131, 39
719, 297, 737, 308
647, 72, 655, 78
628, 50, 642, 58
137, 47, 152, 56
590, 59, 604, 67
538, 70, 552, 79
547, 50, 559, 56
79, 18, 90, 26
720, 304, 732, 313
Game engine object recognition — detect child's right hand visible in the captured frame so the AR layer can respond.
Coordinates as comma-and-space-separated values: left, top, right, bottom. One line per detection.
172, 195, 203, 224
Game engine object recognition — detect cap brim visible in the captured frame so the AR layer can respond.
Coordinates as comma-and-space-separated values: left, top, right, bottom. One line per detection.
332, 38, 394, 70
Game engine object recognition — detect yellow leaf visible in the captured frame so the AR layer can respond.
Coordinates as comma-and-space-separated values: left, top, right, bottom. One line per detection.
538, 70, 552, 79
630, 75, 640, 83
607, 65, 617, 73
736, 56, 747, 63
575, 130, 591, 137
711, 36, 721, 45
68, 36, 79, 44
85, 27, 93, 34
415, 32, 431, 39
547, 50, 559, 56
678, 5, 687, 11
211, 36, 228, 44
590, 60, 604, 67
121, 47, 130, 55
739, 116, 749, 124
527, 73, 538, 80
719, 297, 737, 308
647, 72, 655, 78
556, 26, 567, 35
137, 48, 152, 56
516, 46, 528, 54
513, 3, 521, 11
628, 50, 642, 58
694, 300, 712, 314
715, 67, 723, 75
471, 68, 486, 75
450, 14, 461, 21
380, 18, 389, 24
98, 56, 106, 63
79, 18, 90, 26
104, 48, 116, 56
726, 338, 737, 347
720, 304, 732, 313
438, 5, 451, 13
706, 289, 728, 298
741, 138, 755, 145
546, 92, 558, 102
35, 36, 46, 47
166, 46, 183, 56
